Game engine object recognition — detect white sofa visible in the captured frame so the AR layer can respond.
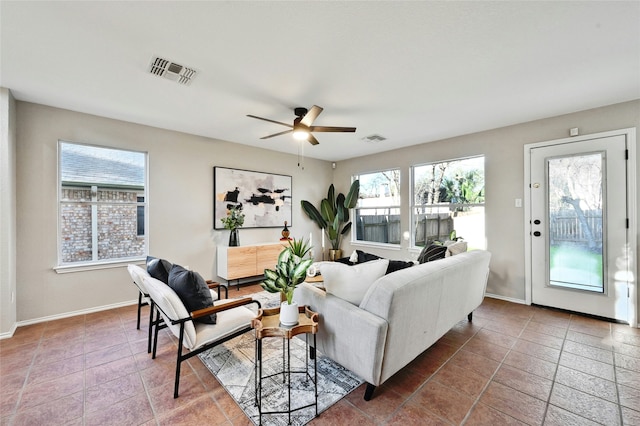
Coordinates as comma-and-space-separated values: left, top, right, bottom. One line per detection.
294, 250, 491, 400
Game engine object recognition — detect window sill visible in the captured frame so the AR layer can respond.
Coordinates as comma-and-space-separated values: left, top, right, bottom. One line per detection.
351, 241, 402, 251
54, 257, 146, 274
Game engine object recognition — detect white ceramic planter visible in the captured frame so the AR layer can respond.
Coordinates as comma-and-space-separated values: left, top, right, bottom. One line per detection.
280, 301, 299, 326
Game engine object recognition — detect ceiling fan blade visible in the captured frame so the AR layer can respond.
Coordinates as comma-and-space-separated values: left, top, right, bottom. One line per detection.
307, 133, 320, 145
247, 115, 292, 128
309, 126, 356, 133
300, 105, 323, 126
260, 129, 293, 140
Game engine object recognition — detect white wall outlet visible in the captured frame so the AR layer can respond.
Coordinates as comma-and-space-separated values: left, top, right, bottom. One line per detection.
570, 127, 579, 136
515, 198, 522, 208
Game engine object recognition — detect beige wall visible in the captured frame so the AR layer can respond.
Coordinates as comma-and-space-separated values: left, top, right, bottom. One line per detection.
335, 100, 640, 317
9, 99, 640, 326
1, 88, 17, 335
15, 102, 332, 322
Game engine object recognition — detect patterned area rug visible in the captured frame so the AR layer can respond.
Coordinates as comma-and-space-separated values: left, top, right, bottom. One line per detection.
198, 291, 364, 426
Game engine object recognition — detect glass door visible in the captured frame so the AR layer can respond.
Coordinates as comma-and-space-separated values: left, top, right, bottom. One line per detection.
529, 134, 629, 321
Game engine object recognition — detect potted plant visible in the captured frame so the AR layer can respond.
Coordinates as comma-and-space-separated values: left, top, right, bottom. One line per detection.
261, 238, 313, 326
301, 180, 359, 260
220, 206, 245, 246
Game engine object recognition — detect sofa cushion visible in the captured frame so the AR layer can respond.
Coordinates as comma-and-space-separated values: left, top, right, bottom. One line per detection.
322, 258, 389, 305
417, 244, 447, 263
147, 256, 172, 284
168, 264, 217, 324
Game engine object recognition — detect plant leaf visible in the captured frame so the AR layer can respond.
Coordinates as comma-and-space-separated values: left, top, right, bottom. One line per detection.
336, 193, 346, 222
301, 200, 327, 229
321, 198, 335, 223
327, 184, 335, 207
344, 179, 360, 209
341, 222, 352, 235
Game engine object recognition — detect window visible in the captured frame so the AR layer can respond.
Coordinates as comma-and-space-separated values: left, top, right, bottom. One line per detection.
411, 156, 485, 249
354, 169, 401, 245
58, 141, 147, 266
136, 195, 145, 236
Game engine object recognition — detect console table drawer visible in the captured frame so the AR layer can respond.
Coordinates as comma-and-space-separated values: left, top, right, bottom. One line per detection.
217, 243, 286, 282
226, 246, 258, 279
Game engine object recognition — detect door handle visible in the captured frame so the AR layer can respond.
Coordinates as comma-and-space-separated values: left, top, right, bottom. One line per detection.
533, 219, 541, 225
533, 231, 541, 237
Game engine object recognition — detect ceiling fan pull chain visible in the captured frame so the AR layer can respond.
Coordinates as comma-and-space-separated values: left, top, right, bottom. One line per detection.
298, 141, 305, 170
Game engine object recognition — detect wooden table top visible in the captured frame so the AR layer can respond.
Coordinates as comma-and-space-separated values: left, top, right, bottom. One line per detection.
252, 305, 318, 339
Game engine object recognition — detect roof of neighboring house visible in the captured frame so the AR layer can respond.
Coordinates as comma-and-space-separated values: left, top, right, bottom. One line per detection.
60, 142, 144, 188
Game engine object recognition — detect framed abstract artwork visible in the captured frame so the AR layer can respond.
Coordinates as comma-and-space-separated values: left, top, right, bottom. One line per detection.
213, 167, 292, 229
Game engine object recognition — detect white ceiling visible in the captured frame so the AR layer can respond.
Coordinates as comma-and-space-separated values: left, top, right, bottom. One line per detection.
1, 1, 639, 162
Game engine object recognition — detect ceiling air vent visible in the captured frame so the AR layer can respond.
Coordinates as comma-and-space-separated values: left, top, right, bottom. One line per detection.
148, 56, 197, 85
362, 134, 387, 143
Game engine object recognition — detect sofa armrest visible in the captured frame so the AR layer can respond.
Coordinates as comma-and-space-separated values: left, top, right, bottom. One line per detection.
294, 283, 388, 386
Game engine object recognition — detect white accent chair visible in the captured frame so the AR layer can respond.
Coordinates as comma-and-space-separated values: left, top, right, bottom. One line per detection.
142, 274, 260, 398
128, 264, 225, 354
127, 264, 154, 353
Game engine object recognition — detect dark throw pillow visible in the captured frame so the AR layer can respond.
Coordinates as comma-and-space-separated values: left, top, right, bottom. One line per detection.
334, 257, 353, 265
386, 260, 415, 274
417, 244, 447, 264
356, 250, 382, 263
168, 264, 216, 324
147, 256, 172, 284
355, 250, 413, 274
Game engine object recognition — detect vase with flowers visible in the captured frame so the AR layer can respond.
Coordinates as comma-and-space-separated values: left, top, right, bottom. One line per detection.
220, 206, 245, 246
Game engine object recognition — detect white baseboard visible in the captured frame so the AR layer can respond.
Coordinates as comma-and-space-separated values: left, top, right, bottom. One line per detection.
0, 322, 18, 340
9, 299, 138, 332
485, 292, 527, 305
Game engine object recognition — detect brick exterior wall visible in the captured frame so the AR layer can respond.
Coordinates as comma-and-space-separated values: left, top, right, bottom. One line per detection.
60, 187, 145, 263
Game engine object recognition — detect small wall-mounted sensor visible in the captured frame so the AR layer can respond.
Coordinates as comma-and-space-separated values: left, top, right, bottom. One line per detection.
570, 128, 579, 136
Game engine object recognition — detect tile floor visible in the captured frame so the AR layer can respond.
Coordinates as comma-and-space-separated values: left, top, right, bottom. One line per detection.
1, 283, 639, 425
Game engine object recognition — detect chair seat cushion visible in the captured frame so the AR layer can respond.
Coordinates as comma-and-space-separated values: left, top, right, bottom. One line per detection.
193, 302, 256, 349
168, 265, 217, 324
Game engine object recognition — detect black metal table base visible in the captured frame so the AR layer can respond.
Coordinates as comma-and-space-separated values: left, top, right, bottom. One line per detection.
255, 334, 318, 425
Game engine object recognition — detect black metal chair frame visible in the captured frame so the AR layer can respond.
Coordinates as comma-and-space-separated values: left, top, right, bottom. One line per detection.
150, 297, 261, 398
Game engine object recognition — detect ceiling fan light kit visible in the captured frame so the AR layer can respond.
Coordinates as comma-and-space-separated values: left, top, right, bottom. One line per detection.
247, 105, 356, 145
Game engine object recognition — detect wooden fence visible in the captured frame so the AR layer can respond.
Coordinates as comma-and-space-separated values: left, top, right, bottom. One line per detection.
356, 214, 402, 244
355, 212, 453, 246
415, 214, 454, 246
549, 211, 602, 247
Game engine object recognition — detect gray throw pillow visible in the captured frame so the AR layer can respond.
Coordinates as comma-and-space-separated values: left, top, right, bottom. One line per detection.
168, 264, 216, 324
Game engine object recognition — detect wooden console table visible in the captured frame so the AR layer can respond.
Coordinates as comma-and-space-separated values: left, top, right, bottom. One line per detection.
217, 242, 285, 297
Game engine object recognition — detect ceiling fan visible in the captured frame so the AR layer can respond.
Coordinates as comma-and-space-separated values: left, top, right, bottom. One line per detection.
247, 105, 356, 145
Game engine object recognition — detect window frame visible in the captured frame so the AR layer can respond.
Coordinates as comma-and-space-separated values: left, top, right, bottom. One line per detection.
352, 168, 402, 247
55, 141, 149, 273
